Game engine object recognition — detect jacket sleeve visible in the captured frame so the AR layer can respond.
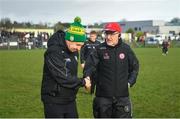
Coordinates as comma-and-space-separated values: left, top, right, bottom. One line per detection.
45, 51, 85, 89
127, 47, 139, 87
80, 43, 86, 64
83, 49, 99, 78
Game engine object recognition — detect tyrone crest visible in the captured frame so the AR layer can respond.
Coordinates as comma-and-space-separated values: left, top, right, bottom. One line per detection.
119, 53, 125, 60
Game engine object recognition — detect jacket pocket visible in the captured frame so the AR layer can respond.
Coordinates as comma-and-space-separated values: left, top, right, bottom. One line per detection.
50, 83, 61, 97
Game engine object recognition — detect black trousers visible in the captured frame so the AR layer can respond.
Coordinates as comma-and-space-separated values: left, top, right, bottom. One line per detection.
43, 101, 78, 118
93, 97, 132, 118
162, 47, 168, 54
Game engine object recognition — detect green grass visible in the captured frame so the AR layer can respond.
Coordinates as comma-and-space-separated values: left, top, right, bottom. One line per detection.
0, 48, 180, 118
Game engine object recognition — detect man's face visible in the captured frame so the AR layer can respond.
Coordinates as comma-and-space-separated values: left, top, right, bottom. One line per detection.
65, 40, 83, 52
89, 34, 97, 42
104, 31, 120, 46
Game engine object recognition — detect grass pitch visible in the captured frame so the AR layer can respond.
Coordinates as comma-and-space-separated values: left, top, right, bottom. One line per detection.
0, 48, 180, 117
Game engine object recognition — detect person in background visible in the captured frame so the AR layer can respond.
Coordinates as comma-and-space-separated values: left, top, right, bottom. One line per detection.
80, 31, 100, 93
80, 30, 100, 69
162, 38, 169, 56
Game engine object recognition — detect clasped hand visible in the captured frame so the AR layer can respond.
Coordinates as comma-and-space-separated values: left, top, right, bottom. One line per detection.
84, 76, 91, 92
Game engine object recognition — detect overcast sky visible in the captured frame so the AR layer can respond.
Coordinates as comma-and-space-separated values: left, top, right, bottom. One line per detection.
0, 0, 180, 25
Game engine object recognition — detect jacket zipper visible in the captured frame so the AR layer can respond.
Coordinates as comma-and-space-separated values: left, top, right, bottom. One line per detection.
113, 48, 117, 97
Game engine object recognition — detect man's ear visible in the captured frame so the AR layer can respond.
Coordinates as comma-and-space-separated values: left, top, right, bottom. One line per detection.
118, 34, 121, 38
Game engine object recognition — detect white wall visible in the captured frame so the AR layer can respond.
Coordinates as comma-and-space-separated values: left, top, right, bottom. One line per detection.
159, 26, 180, 34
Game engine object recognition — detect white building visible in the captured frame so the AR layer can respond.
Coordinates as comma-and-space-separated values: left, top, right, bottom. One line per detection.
85, 28, 103, 33
119, 20, 180, 34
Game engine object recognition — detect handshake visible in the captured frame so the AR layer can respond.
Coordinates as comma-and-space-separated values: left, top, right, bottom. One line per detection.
84, 76, 91, 92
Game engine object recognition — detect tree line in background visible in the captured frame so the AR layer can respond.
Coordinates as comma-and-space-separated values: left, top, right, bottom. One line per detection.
0, 17, 104, 32
0, 18, 51, 29
169, 17, 180, 26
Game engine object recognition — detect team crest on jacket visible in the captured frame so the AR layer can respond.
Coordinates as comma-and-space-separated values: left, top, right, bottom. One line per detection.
103, 52, 110, 59
119, 53, 125, 59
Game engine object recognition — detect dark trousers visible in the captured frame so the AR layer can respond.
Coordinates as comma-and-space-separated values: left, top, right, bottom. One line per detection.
162, 47, 168, 54
43, 101, 78, 118
93, 97, 132, 118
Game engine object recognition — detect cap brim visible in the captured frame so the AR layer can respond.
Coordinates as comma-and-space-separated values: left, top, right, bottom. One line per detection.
103, 29, 116, 32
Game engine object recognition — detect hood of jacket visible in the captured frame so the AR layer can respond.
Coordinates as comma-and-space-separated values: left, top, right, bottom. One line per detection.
47, 30, 68, 52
